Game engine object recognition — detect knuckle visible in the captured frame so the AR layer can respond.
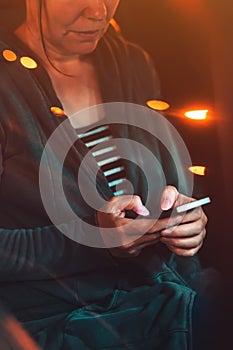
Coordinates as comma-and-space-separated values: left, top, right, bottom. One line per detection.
181, 248, 197, 257
129, 250, 139, 256
166, 185, 177, 192
133, 195, 141, 205
202, 228, 207, 238
120, 244, 130, 251
196, 221, 203, 233
203, 213, 208, 224
196, 206, 202, 215
186, 249, 197, 257
200, 210, 208, 224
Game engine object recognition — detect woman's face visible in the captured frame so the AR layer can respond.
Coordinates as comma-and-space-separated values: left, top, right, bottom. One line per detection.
38, 0, 120, 56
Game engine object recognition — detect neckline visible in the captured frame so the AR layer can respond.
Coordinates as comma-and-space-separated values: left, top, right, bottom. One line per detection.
0, 27, 43, 64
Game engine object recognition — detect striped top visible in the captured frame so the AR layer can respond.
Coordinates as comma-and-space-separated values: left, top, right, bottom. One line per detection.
77, 124, 127, 196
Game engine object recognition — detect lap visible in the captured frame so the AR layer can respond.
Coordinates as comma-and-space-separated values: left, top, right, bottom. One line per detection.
30, 269, 195, 350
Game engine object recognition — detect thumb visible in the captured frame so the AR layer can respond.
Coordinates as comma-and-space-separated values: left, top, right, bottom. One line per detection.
124, 195, 150, 216
160, 186, 179, 210
105, 195, 150, 216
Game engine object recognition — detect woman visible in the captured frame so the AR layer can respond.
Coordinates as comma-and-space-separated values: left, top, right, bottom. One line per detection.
0, 1, 212, 349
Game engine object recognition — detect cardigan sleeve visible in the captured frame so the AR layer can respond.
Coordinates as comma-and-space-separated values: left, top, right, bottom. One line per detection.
0, 130, 65, 277
0, 144, 114, 281
0, 217, 116, 281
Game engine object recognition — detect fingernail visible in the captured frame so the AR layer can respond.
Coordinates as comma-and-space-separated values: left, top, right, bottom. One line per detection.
161, 197, 172, 210
138, 206, 150, 216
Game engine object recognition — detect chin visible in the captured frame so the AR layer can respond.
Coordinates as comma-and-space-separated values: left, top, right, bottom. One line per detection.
64, 40, 99, 57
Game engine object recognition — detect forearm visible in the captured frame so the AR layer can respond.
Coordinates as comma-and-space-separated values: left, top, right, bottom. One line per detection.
0, 224, 68, 276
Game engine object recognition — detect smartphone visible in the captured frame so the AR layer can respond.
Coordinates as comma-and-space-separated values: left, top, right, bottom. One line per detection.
158, 196, 211, 219
175, 196, 211, 214
127, 196, 211, 220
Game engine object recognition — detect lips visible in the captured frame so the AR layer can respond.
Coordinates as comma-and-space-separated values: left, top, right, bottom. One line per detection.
69, 29, 102, 40
78, 30, 100, 34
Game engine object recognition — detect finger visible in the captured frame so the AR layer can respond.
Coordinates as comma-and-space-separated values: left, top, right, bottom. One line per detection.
109, 233, 161, 258
146, 214, 183, 234
165, 241, 204, 257
121, 195, 150, 216
118, 214, 182, 236
110, 246, 143, 258
119, 232, 161, 249
131, 237, 161, 252
161, 215, 207, 237
127, 238, 160, 256
99, 217, 161, 249
102, 195, 149, 216
160, 228, 206, 249
125, 233, 161, 248
177, 207, 207, 225
160, 185, 179, 210
114, 217, 160, 235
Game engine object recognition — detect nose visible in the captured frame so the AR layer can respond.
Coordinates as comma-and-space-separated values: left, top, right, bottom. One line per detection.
83, 0, 107, 21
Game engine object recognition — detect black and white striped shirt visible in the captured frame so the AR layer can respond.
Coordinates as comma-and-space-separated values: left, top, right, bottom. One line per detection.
78, 124, 127, 196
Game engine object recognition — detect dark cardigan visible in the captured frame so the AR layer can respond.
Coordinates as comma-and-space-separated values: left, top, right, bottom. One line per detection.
0, 27, 199, 349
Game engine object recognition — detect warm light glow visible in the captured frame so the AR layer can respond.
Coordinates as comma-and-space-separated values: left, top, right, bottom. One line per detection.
2, 49, 17, 62
110, 18, 121, 33
2, 316, 40, 350
189, 166, 206, 176
147, 100, 170, 111
20, 56, 38, 69
184, 109, 208, 120
50, 106, 65, 117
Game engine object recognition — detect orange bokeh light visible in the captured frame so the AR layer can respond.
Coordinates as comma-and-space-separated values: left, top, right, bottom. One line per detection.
2, 49, 17, 62
110, 18, 121, 33
147, 100, 170, 111
20, 56, 38, 69
50, 106, 65, 117
189, 166, 206, 176
184, 109, 208, 120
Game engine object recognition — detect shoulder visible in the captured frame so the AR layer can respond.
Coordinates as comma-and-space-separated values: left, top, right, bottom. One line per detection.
0, 28, 22, 78
96, 26, 160, 101
102, 25, 155, 69
0, 28, 18, 56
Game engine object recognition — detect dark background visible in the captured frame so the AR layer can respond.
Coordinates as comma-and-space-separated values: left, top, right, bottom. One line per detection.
115, 0, 233, 286
0, 0, 232, 285
115, 0, 233, 277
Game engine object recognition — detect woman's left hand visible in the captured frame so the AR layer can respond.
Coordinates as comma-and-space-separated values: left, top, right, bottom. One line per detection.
159, 186, 208, 256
